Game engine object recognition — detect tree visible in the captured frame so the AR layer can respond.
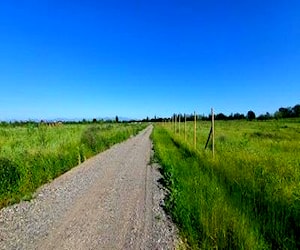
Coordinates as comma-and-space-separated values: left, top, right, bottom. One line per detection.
215, 113, 227, 120
257, 112, 272, 121
292, 105, 300, 117
233, 113, 245, 120
275, 106, 295, 118
115, 116, 119, 123
247, 110, 256, 121
279, 107, 293, 118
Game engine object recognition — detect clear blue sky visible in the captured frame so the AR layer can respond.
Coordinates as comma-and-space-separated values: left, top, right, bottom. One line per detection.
0, 0, 299, 120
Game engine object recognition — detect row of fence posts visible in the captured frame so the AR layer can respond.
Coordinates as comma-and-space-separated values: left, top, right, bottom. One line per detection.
167, 108, 215, 158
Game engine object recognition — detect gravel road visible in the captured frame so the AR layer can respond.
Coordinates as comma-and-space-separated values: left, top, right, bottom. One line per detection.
0, 126, 179, 250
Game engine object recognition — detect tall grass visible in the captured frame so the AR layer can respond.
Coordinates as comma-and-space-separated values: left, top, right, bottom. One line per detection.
0, 122, 146, 208
152, 119, 300, 249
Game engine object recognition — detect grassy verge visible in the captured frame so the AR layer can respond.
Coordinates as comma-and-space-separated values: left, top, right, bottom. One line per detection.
0, 123, 147, 208
152, 119, 300, 249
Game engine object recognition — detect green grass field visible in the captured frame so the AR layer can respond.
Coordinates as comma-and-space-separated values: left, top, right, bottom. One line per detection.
0, 122, 146, 208
152, 118, 300, 249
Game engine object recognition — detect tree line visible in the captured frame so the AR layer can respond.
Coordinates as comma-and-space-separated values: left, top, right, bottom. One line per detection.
1, 104, 299, 126
148, 104, 300, 122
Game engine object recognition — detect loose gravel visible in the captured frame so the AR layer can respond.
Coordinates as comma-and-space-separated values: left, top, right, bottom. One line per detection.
0, 126, 180, 249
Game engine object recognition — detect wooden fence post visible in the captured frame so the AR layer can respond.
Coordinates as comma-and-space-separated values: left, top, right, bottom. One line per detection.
179, 114, 181, 135
194, 111, 197, 149
173, 115, 175, 133
211, 108, 215, 158
184, 114, 187, 141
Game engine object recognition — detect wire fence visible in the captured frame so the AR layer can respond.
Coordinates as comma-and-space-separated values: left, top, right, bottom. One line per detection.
162, 108, 215, 158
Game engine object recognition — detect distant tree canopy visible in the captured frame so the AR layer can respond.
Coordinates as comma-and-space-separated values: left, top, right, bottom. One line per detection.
275, 105, 300, 119
143, 104, 300, 122
215, 113, 227, 120
233, 113, 245, 120
247, 110, 256, 121
1, 104, 299, 125
257, 112, 272, 121
150, 104, 300, 122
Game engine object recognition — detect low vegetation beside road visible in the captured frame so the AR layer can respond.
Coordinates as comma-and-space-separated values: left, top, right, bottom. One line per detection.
0, 122, 146, 208
152, 118, 300, 249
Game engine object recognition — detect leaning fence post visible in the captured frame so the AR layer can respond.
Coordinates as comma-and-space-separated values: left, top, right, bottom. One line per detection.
211, 108, 215, 158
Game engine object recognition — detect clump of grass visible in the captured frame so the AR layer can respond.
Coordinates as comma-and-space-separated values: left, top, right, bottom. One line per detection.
81, 125, 103, 153
0, 157, 20, 194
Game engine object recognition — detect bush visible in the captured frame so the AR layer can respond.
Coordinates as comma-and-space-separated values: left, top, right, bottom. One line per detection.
81, 126, 101, 153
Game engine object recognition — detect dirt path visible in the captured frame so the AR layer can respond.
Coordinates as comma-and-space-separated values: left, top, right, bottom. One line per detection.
0, 126, 179, 249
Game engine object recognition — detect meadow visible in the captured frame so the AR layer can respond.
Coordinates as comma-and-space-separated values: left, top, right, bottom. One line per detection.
152, 118, 300, 249
0, 122, 146, 208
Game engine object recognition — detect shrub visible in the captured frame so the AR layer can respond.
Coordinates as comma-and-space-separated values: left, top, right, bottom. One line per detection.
81, 126, 101, 153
